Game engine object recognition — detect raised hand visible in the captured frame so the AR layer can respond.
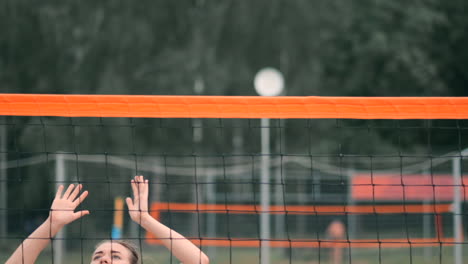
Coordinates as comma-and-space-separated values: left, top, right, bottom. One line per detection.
49, 184, 89, 228
6, 184, 90, 264
124, 175, 210, 264
126, 175, 151, 224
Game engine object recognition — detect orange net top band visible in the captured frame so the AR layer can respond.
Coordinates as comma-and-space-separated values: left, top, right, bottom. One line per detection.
1, 94, 468, 119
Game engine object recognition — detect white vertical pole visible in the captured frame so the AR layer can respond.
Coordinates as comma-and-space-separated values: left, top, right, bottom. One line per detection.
452, 157, 462, 264
260, 118, 271, 264
254, 67, 283, 264
54, 154, 65, 264
0, 124, 7, 244
274, 150, 283, 239
193, 118, 203, 246
275, 120, 284, 239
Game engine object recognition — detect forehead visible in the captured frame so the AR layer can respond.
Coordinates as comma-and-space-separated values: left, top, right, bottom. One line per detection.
94, 242, 130, 254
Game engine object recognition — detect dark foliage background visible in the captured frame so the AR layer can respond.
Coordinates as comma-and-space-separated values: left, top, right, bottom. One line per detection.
1, 0, 467, 96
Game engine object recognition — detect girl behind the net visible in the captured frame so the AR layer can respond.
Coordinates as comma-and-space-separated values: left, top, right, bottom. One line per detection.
6, 175, 210, 264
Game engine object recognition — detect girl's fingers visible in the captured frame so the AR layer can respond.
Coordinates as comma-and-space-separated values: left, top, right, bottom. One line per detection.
135, 176, 147, 190
69, 184, 82, 201
138, 178, 144, 193
62, 184, 75, 199
125, 197, 134, 210
133, 196, 140, 210
131, 176, 149, 211
55, 185, 64, 199
72, 210, 90, 221
138, 178, 149, 211
132, 180, 140, 208
140, 180, 149, 199
73, 190, 89, 205
131, 179, 138, 199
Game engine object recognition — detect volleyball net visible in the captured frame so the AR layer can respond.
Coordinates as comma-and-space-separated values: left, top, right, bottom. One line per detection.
1, 94, 468, 263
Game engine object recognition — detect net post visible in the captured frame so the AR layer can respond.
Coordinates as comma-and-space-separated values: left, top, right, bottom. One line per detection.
260, 118, 271, 264
54, 153, 66, 264
452, 155, 463, 264
274, 143, 284, 240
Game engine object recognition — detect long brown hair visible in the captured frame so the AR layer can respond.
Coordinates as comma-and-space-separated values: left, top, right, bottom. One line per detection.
94, 240, 140, 264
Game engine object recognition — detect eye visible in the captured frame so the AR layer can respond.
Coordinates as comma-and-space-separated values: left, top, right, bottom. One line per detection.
93, 255, 101, 260
112, 255, 121, 260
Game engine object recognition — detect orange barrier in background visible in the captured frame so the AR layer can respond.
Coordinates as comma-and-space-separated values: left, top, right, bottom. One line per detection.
149, 202, 452, 216
353, 174, 468, 201
145, 237, 457, 248
1, 94, 468, 119
146, 202, 457, 248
